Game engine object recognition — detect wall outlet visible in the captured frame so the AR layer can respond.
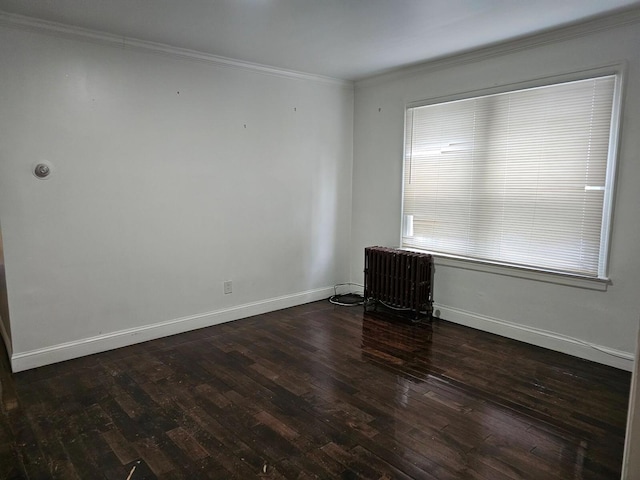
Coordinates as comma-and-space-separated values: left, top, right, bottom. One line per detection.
223, 280, 232, 294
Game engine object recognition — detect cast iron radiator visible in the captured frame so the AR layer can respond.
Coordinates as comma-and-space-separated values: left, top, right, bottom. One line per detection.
363, 246, 433, 319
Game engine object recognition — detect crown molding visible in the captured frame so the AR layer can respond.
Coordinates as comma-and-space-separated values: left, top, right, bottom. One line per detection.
0, 11, 352, 88
356, 5, 640, 88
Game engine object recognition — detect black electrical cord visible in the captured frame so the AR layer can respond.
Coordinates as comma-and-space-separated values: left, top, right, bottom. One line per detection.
329, 283, 365, 306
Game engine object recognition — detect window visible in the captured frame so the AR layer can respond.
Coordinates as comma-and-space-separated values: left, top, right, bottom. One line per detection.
402, 74, 619, 278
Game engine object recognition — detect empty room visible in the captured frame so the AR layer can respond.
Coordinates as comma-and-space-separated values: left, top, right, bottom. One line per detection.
1, 1, 640, 479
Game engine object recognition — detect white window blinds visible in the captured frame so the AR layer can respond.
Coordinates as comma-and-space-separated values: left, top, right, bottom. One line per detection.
402, 75, 617, 278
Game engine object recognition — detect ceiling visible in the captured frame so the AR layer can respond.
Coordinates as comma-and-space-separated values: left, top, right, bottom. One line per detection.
1, 0, 639, 81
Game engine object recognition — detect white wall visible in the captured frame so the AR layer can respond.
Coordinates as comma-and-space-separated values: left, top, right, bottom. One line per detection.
0, 226, 10, 353
351, 20, 640, 370
0, 23, 353, 371
2, 12, 638, 374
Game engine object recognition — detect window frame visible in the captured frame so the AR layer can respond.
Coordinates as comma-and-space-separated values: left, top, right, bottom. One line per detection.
400, 64, 625, 287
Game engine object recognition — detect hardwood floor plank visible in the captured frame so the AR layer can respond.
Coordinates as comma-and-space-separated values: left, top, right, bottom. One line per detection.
320, 441, 394, 479
0, 301, 631, 479
102, 429, 139, 465
166, 427, 210, 461
133, 437, 179, 477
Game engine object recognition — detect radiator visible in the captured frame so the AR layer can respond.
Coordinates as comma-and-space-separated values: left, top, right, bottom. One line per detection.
364, 246, 432, 319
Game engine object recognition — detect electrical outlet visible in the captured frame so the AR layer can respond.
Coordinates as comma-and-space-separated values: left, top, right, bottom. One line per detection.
223, 280, 232, 294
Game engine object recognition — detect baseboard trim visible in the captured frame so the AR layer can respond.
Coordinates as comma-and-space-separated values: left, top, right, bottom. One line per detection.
11, 287, 334, 372
434, 303, 634, 371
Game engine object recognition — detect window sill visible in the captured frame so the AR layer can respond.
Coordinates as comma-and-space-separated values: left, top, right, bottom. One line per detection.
402, 249, 610, 291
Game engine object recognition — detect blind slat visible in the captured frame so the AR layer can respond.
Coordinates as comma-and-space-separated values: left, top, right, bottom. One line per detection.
402, 75, 616, 277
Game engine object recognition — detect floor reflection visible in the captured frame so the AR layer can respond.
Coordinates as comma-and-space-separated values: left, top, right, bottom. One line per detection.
0, 301, 626, 479
359, 311, 596, 479
361, 312, 433, 411
360, 312, 433, 378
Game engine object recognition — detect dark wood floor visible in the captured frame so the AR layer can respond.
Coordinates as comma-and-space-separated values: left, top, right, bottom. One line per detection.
0, 301, 632, 479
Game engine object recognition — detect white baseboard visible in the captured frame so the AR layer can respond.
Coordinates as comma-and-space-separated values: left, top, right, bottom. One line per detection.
435, 303, 634, 371
11, 287, 334, 372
